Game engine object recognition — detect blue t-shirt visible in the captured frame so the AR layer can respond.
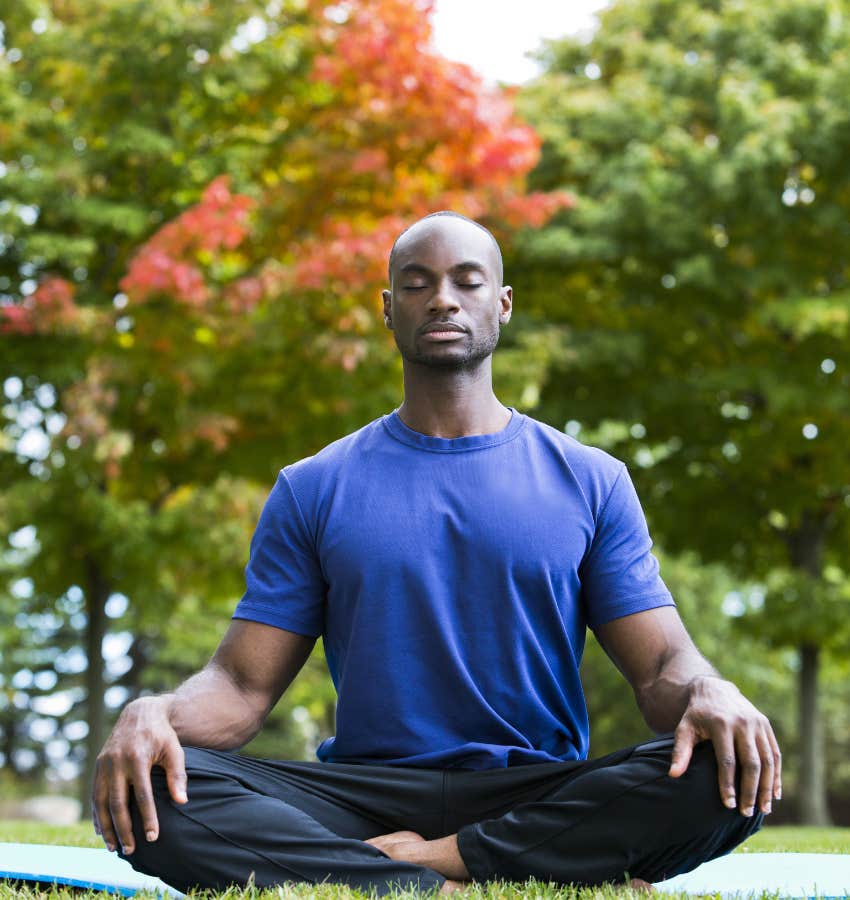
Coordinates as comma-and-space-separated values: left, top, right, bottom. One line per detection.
233, 409, 674, 769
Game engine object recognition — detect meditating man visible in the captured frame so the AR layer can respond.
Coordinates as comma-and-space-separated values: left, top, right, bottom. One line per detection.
92, 212, 780, 894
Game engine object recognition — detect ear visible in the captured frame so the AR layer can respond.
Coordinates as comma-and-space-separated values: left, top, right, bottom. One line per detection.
382, 289, 393, 329
498, 286, 513, 325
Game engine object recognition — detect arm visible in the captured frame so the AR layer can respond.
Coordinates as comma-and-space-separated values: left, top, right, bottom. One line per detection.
594, 605, 781, 817
92, 620, 315, 855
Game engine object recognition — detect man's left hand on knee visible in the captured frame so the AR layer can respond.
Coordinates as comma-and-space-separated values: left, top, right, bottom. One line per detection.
668, 675, 782, 818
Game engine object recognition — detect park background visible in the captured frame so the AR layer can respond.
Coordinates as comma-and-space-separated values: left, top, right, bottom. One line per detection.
1, 0, 849, 833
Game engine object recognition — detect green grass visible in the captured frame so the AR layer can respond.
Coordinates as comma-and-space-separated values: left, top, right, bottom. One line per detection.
736, 825, 850, 854
0, 820, 101, 849
1, 820, 848, 899
0, 884, 675, 900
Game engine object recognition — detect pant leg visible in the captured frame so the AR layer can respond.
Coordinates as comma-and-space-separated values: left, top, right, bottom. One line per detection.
122, 747, 445, 895
455, 736, 762, 886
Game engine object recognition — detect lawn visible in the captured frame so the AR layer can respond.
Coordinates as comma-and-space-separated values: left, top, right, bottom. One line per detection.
0, 820, 848, 899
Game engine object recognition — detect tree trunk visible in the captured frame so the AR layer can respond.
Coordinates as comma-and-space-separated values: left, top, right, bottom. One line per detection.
0, 709, 20, 774
797, 643, 831, 824
787, 513, 832, 826
80, 557, 109, 817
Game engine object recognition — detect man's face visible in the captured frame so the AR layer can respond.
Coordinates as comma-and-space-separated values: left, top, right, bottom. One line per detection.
382, 217, 512, 371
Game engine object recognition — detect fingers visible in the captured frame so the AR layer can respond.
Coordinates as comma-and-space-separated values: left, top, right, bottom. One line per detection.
735, 716, 782, 817
735, 728, 763, 817
754, 729, 775, 816
668, 721, 695, 778
92, 758, 119, 853
163, 740, 188, 806
93, 752, 165, 854
712, 732, 738, 811
767, 727, 783, 800
129, 760, 160, 848
107, 771, 136, 855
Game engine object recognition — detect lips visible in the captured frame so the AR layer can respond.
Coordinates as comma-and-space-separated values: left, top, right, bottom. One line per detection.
420, 321, 467, 335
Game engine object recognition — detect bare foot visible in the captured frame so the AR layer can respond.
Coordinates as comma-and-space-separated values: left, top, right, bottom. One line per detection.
365, 830, 426, 856
366, 831, 470, 885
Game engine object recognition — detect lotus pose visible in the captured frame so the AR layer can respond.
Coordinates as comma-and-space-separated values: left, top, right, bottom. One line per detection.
93, 212, 780, 894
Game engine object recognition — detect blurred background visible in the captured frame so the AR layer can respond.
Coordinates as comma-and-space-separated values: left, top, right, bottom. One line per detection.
1, 0, 849, 829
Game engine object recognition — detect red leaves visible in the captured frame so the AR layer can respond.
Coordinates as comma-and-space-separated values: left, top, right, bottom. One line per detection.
0, 305, 34, 336
120, 176, 255, 307
290, 216, 407, 291
499, 190, 576, 228
308, 0, 540, 184
284, 0, 572, 294
0, 277, 79, 335
350, 148, 389, 175
102, 1, 572, 318
123, 250, 210, 307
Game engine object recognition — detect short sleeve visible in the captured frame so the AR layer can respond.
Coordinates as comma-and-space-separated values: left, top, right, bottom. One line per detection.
580, 464, 674, 630
232, 470, 326, 637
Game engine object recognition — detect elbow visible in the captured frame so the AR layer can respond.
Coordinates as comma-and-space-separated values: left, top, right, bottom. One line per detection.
231, 694, 271, 748
210, 707, 266, 751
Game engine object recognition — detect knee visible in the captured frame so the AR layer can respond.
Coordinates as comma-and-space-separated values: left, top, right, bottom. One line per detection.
678, 742, 765, 845
121, 768, 183, 876
124, 748, 242, 871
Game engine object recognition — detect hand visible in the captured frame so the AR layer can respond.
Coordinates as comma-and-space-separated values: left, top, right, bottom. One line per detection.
91, 695, 187, 855
668, 676, 781, 817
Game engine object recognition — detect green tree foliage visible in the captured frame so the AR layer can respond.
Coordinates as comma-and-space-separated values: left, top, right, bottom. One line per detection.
516, 0, 850, 822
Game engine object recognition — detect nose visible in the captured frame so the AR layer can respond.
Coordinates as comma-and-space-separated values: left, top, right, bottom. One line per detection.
427, 276, 461, 314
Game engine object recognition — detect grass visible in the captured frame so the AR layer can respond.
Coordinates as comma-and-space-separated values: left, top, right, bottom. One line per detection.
0, 820, 848, 899
735, 825, 850, 854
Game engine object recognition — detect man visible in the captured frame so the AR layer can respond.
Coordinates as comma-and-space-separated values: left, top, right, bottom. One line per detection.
93, 212, 780, 894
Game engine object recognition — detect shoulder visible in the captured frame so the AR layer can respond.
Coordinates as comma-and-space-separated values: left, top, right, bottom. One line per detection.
282, 415, 388, 492
520, 415, 626, 513
521, 415, 622, 472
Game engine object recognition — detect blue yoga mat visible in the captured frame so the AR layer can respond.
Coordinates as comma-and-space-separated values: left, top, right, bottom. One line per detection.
655, 851, 850, 898
0, 843, 183, 896
1, 843, 849, 897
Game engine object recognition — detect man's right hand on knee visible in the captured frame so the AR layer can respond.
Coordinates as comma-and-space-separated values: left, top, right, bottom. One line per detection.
90, 624, 314, 855
91, 694, 188, 856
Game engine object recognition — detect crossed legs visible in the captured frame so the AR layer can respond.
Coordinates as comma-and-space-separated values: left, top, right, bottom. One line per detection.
123, 737, 762, 894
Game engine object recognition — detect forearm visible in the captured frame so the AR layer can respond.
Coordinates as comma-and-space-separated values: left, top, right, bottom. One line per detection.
158, 661, 269, 750
634, 644, 723, 733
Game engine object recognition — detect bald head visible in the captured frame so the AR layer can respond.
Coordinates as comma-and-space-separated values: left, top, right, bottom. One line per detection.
388, 211, 504, 287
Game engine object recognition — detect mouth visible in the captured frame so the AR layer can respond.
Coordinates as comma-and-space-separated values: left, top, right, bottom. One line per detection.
419, 322, 468, 341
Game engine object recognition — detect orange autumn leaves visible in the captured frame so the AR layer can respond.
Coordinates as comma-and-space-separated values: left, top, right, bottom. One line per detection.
295, 0, 571, 289
4, 0, 571, 339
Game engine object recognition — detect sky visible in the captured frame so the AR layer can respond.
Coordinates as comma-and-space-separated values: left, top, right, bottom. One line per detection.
431, 0, 610, 84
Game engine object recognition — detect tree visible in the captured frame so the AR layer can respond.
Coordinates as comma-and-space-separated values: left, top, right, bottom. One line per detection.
0, 0, 568, 804
515, 0, 850, 823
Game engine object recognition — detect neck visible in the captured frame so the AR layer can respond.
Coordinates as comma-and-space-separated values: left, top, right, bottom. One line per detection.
396, 360, 510, 438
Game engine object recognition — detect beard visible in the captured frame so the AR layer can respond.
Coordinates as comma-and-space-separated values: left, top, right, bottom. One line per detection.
395, 324, 501, 371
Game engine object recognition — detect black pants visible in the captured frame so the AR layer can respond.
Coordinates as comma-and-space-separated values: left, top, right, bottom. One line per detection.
124, 736, 762, 894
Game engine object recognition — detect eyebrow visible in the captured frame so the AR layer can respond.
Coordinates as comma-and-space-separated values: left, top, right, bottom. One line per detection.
398, 261, 489, 277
